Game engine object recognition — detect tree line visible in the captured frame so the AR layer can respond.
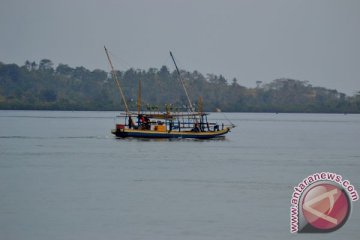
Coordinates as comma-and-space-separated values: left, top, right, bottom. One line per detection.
0, 59, 359, 113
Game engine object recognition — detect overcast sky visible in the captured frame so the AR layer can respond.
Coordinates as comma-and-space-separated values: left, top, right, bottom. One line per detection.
1, 0, 359, 95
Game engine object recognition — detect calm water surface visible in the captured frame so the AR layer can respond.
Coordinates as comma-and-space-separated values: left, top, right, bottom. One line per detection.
0, 111, 359, 240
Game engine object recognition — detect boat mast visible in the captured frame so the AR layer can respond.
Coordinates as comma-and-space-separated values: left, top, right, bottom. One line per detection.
170, 51, 195, 113
198, 96, 203, 114
104, 46, 130, 114
137, 79, 141, 114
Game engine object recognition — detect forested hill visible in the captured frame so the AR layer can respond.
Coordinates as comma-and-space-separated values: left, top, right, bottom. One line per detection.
0, 60, 359, 113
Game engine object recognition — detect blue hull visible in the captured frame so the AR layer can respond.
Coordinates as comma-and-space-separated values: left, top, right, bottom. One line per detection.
112, 128, 230, 139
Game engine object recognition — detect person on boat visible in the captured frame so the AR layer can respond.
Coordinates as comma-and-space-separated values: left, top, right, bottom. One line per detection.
137, 114, 142, 125
144, 116, 150, 130
128, 116, 133, 129
138, 114, 145, 123
137, 114, 146, 130
169, 120, 173, 132
192, 123, 200, 132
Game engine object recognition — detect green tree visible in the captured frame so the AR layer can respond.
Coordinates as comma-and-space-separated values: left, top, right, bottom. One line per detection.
39, 59, 54, 71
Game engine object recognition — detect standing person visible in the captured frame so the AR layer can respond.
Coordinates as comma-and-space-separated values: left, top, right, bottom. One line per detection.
128, 116, 133, 129
144, 116, 150, 130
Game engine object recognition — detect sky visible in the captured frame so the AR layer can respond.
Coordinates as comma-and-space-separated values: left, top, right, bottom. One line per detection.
1, 0, 359, 95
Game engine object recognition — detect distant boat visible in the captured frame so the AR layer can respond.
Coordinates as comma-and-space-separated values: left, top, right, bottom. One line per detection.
104, 47, 234, 139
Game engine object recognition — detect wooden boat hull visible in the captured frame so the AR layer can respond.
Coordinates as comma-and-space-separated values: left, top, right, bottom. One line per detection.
111, 128, 230, 139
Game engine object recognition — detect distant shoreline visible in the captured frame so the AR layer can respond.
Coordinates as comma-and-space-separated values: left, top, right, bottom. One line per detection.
1, 61, 359, 114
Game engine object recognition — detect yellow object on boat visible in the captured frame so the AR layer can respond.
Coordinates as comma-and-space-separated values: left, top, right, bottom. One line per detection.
154, 125, 166, 132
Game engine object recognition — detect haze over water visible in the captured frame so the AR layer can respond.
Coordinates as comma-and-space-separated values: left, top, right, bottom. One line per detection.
0, 111, 359, 240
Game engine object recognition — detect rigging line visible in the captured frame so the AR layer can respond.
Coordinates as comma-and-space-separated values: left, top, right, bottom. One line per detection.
107, 48, 133, 70
103, 60, 119, 104
104, 46, 130, 114
170, 51, 195, 113
221, 112, 236, 128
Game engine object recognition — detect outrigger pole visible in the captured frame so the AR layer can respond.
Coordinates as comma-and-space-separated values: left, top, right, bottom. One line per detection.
104, 46, 130, 114
170, 51, 195, 113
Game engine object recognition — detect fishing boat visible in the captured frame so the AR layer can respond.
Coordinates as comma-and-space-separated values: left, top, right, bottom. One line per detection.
104, 47, 234, 139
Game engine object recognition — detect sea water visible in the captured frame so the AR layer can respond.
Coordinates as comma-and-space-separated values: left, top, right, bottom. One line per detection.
0, 111, 359, 240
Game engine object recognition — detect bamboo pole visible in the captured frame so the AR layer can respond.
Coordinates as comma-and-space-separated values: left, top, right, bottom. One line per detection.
104, 46, 129, 114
